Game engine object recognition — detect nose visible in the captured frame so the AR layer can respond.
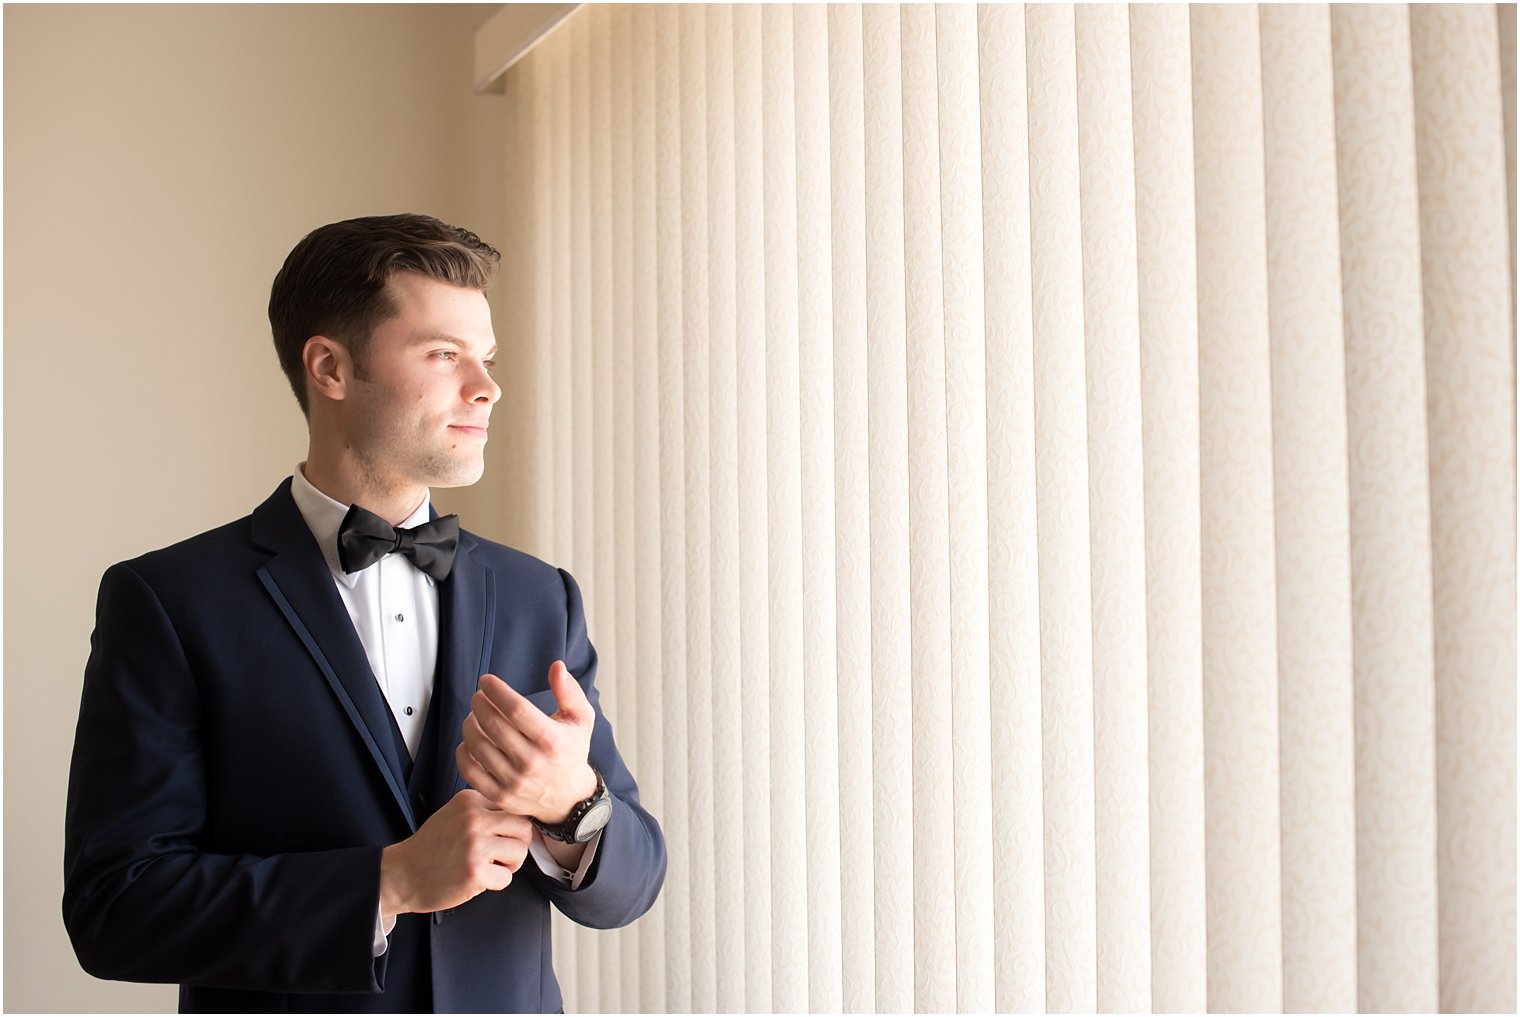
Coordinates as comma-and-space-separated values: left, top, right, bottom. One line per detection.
466, 360, 501, 405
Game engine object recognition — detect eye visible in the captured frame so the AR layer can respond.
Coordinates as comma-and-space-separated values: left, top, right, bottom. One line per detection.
484, 359, 498, 373
432, 350, 458, 362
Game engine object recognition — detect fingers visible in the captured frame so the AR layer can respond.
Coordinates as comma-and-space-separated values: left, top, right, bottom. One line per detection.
390, 793, 535, 914
451, 790, 532, 871
461, 668, 596, 816
475, 673, 555, 742
476, 665, 593, 741
456, 714, 565, 815
480, 827, 532, 874
447, 789, 535, 838
455, 737, 508, 805
462, 705, 533, 775
548, 660, 593, 725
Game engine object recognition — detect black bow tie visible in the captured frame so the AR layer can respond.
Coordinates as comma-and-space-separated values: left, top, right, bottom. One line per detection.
337, 504, 460, 582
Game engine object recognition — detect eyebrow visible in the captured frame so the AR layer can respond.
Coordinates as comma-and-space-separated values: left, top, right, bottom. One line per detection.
412, 334, 498, 359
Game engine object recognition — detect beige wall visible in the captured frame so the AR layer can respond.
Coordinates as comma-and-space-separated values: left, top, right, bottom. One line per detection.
3, 5, 507, 1011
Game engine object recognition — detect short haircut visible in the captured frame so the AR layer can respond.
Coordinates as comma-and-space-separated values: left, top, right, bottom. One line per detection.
268, 213, 501, 415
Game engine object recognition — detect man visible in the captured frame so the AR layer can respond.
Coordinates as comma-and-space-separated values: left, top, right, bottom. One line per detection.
63, 214, 665, 1013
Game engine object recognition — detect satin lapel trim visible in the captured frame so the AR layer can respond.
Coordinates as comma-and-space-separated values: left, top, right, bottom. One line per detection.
430, 539, 495, 805
256, 552, 417, 832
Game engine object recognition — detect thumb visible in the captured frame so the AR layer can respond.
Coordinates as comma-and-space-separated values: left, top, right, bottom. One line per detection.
549, 660, 591, 724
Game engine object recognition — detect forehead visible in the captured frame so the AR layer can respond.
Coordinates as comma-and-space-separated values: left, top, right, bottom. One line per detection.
376, 272, 495, 348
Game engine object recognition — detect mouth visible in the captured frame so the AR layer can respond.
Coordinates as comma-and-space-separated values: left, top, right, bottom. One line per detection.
449, 424, 489, 440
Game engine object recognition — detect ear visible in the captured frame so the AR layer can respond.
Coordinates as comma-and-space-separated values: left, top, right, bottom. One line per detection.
302, 336, 352, 405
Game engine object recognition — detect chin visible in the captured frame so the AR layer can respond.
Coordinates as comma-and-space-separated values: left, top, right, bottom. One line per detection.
427, 458, 487, 490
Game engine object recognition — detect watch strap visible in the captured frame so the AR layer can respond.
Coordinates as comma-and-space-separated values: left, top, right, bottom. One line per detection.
532, 770, 608, 843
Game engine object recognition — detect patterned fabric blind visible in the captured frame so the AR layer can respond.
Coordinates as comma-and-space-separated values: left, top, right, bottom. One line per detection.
481, 5, 1516, 1011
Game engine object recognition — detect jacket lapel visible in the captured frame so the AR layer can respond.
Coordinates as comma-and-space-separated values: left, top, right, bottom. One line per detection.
250, 480, 416, 829
427, 532, 495, 809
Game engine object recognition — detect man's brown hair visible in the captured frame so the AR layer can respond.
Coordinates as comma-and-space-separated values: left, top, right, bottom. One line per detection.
269, 213, 501, 415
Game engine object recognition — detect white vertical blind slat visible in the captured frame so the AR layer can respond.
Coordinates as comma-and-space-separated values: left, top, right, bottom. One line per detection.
655, 7, 691, 1011
589, 1, 615, 743
610, 0, 636, 808
932, 4, 995, 1012
679, 8, 717, 1012
733, 7, 775, 1010
1504, 3, 1517, 338
761, 7, 809, 1011
1503, 2, 1517, 342
548, 3, 573, 584
793, 4, 845, 1013
506, 46, 548, 555
826, 6, 876, 1012
630, 9, 665, 1012
1190, 6, 1284, 1011
1330, 7, 1441, 1011
589, 13, 620, 1007
568, 8, 593, 613
568, 12, 601, 1004
977, 4, 1045, 1012
898, 5, 956, 1010
1025, 6, 1098, 1010
1259, 7, 1359, 1012
609, 6, 639, 1005
1073, 8, 1151, 1012
1127, 7, 1206, 1010
860, 6, 914, 1011
703, 5, 745, 1013
1409, 6, 1518, 1010
523, 49, 553, 558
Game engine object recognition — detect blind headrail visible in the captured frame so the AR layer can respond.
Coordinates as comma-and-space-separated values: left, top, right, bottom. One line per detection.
473, 3, 581, 93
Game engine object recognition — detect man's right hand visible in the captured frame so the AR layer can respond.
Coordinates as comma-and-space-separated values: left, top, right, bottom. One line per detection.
379, 789, 533, 920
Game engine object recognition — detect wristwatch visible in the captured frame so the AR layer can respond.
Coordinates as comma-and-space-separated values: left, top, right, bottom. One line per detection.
533, 770, 612, 843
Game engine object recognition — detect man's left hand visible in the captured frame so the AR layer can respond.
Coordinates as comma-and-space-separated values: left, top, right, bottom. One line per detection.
457, 660, 598, 823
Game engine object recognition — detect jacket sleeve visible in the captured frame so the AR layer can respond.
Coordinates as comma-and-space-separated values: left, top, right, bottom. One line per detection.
62, 563, 388, 994
523, 569, 667, 928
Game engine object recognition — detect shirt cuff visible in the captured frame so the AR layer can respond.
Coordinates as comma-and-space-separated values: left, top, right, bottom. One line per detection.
527, 827, 603, 890
373, 904, 396, 957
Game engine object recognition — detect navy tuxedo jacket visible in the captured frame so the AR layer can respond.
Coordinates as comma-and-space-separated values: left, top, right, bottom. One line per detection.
63, 480, 665, 1013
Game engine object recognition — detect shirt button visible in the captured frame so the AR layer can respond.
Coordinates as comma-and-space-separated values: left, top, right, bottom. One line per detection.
395, 613, 405, 622
405, 706, 415, 716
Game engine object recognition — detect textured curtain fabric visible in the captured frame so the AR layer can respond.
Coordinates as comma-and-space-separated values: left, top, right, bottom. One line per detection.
486, 4, 1516, 1012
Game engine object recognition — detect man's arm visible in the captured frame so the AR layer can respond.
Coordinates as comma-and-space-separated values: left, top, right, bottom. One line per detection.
63, 563, 387, 992
456, 568, 666, 929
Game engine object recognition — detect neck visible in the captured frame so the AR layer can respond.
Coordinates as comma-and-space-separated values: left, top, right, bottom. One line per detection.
302, 452, 426, 527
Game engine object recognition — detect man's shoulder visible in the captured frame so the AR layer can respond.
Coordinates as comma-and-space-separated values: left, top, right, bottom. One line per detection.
107, 514, 260, 586
104, 481, 296, 588
458, 528, 563, 582
456, 532, 586, 626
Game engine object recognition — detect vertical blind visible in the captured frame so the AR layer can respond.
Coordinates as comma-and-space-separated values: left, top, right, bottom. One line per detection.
488, 4, 1516, 1012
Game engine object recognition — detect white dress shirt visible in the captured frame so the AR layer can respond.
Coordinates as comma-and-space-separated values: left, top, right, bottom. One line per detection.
289, 466, 598, 955
290, 467, 439, 759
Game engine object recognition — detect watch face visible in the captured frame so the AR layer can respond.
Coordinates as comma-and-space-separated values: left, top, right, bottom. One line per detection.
575, 797, 613, 842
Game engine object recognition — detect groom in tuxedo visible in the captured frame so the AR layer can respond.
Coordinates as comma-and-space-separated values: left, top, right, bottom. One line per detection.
63, 214, 665, 1013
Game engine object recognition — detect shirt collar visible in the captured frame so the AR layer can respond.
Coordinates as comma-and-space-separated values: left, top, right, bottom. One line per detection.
289, 464, 432, 588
